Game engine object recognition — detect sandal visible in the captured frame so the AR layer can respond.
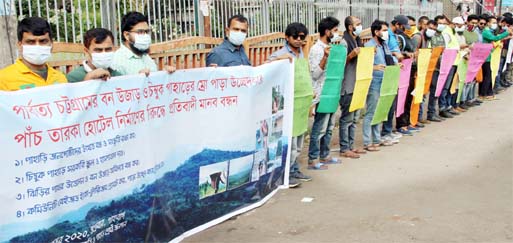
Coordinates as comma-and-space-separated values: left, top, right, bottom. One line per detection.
340, 150, 360, 159
320, 157, 342, 164
307, 163, 328, 170
364, 145, 380, 152
352, 148, 367, 154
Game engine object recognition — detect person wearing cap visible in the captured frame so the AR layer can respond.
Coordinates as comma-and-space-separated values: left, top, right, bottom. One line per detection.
448, 16, 470, 112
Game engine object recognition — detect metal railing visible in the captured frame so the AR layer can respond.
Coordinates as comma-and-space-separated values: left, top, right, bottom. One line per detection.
14, 0, 444, 44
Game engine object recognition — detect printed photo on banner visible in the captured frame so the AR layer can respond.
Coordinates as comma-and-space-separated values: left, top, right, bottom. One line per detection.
198, 161, 228, 199
270, 113, 284, 143
251, 150, 267, 181
272, 85, 284, 114
256, 118, 270, 150
227, 154, 253, 190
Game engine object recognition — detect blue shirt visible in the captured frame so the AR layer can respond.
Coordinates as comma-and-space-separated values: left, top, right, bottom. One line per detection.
365, 38, 391, 92
206, 39, 251, 67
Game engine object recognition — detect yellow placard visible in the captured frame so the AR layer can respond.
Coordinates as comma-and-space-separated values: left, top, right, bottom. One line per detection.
490, 46, 502, 88
414, 48, 432, 104
349, 47, 375, 112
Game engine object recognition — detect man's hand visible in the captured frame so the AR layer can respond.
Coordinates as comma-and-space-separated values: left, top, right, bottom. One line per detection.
165, 65, 176, 73
323, 46, 331, 57
139, 68, 151, 77
373, 64, 386, 71
309, 104, 316, 117
84, 68, 111, 81
349, 47, 360, 59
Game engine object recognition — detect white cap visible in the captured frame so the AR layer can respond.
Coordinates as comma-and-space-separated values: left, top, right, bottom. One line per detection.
452, 16, 465, 25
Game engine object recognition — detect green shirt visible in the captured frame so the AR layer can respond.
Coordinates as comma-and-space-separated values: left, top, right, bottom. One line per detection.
482, 27, 509, 62
111, 45, 158, 75
66, 65, 123, 83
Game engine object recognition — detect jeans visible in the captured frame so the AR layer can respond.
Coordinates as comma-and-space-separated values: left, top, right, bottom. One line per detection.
495, 57, 506, 89
363, 91, 381, 146
479, 62, 494, 97
427, 70, 439, 119
382, 96, 396, 136
462, 83, 472, 102
290, 133, 305, 174
339, 93, 356, 153
308, 111, 336, 161
439, 66, 457, 111
418, 94, 426, 121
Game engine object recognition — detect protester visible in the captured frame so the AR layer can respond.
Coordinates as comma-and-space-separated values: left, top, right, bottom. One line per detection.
339, 16, 366, 159
362, 20, 394, 151
207, 15, 251, 67
67, 28, 122, 82
307, 16, 343, 169
0, 17, 67, 91
112, 11, 175, 76
268, 22, 312, 187
479, 15, 512, 100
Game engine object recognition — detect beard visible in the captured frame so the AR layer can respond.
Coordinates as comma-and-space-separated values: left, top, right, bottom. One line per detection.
128, 37, 149, 56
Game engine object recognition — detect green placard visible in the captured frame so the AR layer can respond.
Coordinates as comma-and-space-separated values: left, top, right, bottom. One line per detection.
371, 66, 400, 125
292, 58, 314, 137
316, 44, 347, 113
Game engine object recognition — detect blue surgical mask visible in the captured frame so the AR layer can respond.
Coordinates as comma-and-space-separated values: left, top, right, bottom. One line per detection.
228, 31, 247, 46
354, 25, 363, 36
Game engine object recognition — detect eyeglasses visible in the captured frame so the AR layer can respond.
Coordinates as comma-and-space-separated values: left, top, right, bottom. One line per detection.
479, 23, 486, 25
291, 34, 307, 40
130, 29, 151, 35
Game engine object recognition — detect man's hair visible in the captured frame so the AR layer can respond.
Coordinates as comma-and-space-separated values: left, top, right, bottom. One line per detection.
318, 16, 339, 37
121, 11, 148, 41
228, 15, 248, 27
407, 16, 416, 22
467, 14, 479, 22
344, 16, 356, 31
434, 15, 445, 23
503, 12, 513, 18
427, 20, 437, 26
486, 15, 497, 23
83, 28, 114, 49
371, 19, 387, 37
284, 22, 308, 37
17, 17, 52, 41
418, 16, 429, 24
503, 16, 513, 25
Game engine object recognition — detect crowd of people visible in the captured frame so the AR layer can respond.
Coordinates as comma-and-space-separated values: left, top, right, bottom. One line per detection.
0, 11, 511, 189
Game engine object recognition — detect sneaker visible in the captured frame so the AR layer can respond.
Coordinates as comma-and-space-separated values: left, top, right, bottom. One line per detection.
407, 126, 420, 132
380, 139, 394, 146
293, 171, 312, 182
382, 135, 400, 144
288, 177, 302, 188
391, 132, 403, 139
415, 123, 425, 128
397, 127, 413, 136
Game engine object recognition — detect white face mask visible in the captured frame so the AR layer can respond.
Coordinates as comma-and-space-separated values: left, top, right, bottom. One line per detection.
354, 25, 363, 36
380, 31, 389, 41
133, 34, 151, 51
22, 45, 52, 65
331, 32, 342, 42
426, 29, 437, 38
228, 31, 247, 46
491, 23, 498, 30
455, 26, 465, 33
437, 24, 446, 32
91, 51, 114, 69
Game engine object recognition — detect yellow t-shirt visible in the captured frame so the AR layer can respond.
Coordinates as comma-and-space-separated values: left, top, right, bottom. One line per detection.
0, 59, 67, 91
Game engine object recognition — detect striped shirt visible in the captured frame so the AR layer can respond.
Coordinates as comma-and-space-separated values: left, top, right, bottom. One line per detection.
111, 45, 157, 75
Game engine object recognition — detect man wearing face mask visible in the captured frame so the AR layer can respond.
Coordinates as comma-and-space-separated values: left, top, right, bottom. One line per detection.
112, 12, 175, 76
460, 15, 481, 108
479, 15, 512, 100
426, 16, 451, 122
206, 15, 251, 67
307, 16, 342, 169
338, 16, 366, 159
362, 20, 396, 151
0, 17, 67, 91
67, 28, 122, 82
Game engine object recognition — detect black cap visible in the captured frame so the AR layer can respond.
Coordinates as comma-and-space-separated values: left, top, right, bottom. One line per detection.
394, 15, 411, 30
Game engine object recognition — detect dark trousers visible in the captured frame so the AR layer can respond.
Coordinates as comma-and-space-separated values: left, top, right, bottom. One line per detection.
396, 65, 417, 129
479, 62, 494, 96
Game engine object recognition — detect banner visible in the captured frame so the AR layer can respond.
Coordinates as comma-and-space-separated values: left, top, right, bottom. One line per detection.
435, 49, 458, 97
415, 48, 432, 104
371, 65, 400, 125
490, 46, 502, 88
396, 58, 413, 117
349, 47, 375, 112
465, 43, 493, 83
317, 44, 347, 113
0, 61, 293, 243
423, 46, 443, 95
293, 59, 314, 137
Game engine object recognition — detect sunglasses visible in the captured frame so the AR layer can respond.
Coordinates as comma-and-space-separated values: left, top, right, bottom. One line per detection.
479, 23, 486, 25
291, 34, 307, 40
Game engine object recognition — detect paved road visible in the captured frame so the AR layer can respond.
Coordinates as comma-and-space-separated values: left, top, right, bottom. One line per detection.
185, 89, 513, 243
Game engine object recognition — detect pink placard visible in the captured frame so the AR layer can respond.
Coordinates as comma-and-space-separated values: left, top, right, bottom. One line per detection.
396, 58, 413, 117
